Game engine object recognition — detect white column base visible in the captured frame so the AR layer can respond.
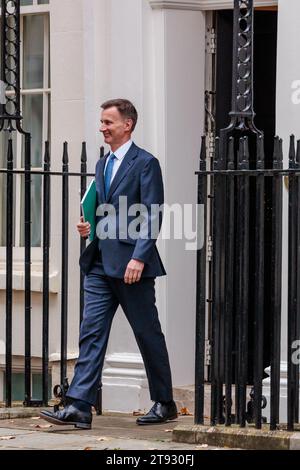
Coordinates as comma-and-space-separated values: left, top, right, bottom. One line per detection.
102, 353, 152, 413
262, 361, 300, 424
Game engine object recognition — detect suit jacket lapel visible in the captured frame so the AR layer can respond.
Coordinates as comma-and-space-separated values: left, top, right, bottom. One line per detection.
106, 143, 139, 201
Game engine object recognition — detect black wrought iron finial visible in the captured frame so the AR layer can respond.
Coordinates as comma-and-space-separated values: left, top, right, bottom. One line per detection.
289, 135, 296, 169
199, 135, 207, 172
0, 0, 22, 128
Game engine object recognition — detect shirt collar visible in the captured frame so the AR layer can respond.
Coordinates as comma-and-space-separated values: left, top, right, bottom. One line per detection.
110, 140, 133, 161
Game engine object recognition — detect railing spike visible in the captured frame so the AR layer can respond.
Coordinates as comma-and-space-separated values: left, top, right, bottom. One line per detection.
238, 136, 244, 167
257, 134, 265, 170
289, 135, 296, 168
214, 136, 220, 170
228, 136, 235, 170
44, 141, 50, 165
296, 140, 300, 168
63, 142, 69, 165
81, 142, 87, 163
199, 135, 206, 171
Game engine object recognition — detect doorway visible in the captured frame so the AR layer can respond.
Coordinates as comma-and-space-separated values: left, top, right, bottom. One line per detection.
212, 9, 278, 382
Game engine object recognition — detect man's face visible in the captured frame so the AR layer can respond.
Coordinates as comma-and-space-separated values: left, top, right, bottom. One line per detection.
100, 106, 132, 148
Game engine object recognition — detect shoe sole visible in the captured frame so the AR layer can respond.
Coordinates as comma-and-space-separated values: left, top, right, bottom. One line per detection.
39, 412, 91, 430
136, 414, 178, 425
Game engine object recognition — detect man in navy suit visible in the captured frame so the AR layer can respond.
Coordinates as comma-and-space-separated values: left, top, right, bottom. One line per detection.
40, 99, 177, 429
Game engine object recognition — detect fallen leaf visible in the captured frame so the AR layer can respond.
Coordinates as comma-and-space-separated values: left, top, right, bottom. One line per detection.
196, 444, 208, 448
133, 410, 144, 416
96, 437, 110, 442
31, 417, 40, 420
84, 447, 93, 451
180, 407, 193, 416
0, 436, 15, 441
164, 429, 172, 433
34, 424, 53, 429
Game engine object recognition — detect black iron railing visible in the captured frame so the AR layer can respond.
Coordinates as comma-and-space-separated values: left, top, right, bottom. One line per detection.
194, 0, 300, 432
0, 140, 104, 413
195, 134, 300, 431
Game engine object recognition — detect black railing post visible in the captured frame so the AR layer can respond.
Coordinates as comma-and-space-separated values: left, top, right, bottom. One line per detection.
224, 136, 235, 426
5, 138, 14, 407
295, 139, 300, 424
61, 142, 69, 392
253, 134, 265, 429
42, 141, 51, 406
93, 146, 105, 416
24, 132, 32, 406
288, 135, 297, 431
195, 136, 207, 425
270, 136, 283, 430
79, 142, 87, 326
211, 137, 220, 425
237, 137, 250, 428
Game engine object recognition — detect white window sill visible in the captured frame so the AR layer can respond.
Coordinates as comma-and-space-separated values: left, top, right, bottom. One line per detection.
0, 262, 60, 293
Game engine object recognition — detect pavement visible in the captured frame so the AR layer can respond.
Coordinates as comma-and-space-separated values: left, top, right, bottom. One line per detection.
0, 411, 227, 451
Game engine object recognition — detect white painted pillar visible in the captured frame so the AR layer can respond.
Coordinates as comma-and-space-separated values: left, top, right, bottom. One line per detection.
263, 0, 300, 423
151, 5, 206, 390
89, 0, 160, 412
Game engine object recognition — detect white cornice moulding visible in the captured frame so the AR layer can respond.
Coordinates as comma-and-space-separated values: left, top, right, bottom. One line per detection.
149, 0, 277, 10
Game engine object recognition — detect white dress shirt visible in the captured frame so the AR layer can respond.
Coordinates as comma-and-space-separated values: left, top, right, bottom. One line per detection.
105, 139, 133, 183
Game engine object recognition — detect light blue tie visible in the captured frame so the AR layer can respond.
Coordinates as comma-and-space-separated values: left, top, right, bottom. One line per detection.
104, 154, 116, 197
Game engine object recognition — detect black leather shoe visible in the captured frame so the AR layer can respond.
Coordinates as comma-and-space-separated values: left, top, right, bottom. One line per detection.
40, 404, 92, 430
136, 400, 177, 425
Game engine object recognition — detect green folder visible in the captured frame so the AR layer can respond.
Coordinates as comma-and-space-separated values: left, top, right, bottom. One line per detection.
81, 178, 97, 241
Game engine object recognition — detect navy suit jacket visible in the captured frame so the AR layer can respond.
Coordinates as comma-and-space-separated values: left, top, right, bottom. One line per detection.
79, 142, 166, 278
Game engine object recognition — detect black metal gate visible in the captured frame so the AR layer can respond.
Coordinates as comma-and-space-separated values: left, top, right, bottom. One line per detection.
195, 0, 300, 431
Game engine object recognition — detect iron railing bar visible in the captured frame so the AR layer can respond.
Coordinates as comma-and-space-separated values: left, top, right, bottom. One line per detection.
60, 142, 69, 392
42, 141, 51, 406
60, 143, 69, 388
287, 143, 297, 431
24, 132, 32, 406
237, 137, 250, 428
79, 142, 87, 327
210, 136, 220, 425
0, 169, 96, 177
216, 131, 228, 424
195, 169, 300, 176
195, 136, 207, 425
270, 138, 283, 430
5, 138, 14, 407
224, 136, 235, 426
94, 146, 105, 416
294, 141, 300, 423
253, 135, 265, 429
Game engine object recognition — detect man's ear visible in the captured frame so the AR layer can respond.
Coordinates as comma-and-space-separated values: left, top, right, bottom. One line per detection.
124, 118, 133, 132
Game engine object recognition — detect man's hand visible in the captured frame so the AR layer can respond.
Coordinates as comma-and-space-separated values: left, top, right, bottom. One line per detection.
124, 259, 145, 284
77, 216, 90, 239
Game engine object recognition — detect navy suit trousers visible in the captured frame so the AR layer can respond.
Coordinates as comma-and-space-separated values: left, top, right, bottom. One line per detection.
67, 252, 173, 406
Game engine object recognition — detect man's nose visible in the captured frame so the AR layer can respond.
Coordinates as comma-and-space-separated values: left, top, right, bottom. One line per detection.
100, 123, 106, 132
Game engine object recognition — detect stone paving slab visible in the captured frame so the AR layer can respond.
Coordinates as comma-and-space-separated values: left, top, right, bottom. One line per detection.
0, 414, 228, 450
